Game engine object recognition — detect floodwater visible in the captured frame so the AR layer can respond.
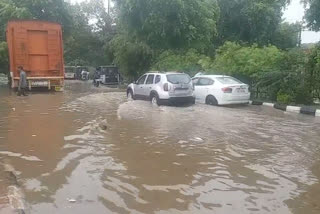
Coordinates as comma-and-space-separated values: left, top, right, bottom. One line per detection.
0, 81, 320, 214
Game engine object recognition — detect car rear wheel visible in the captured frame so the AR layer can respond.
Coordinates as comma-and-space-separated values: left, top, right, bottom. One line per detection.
206, 95, 218, 106
151, 93, 160, 106
127, 90, 135, 100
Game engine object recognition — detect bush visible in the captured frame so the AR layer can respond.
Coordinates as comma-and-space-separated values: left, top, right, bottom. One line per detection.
0, 42, 8, 74
294, 86, 313, 105
277, 92, 293, 105
213, 42, 284, 76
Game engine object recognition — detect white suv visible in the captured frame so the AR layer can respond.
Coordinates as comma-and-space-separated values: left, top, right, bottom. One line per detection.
127, 72, 195, 105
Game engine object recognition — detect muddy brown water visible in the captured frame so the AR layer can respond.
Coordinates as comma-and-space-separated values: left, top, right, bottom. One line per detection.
0, 81, 320, 214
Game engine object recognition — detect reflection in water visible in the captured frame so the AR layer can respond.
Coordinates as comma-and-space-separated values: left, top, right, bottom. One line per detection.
0, 81, 320, 214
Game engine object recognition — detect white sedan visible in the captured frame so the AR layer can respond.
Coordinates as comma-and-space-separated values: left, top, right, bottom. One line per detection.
192, 75, 250, 105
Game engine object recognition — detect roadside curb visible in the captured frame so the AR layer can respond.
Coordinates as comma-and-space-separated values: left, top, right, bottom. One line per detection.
251, 101, 320, 117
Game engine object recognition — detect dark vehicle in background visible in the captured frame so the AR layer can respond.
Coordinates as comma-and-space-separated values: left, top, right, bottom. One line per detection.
99, 66, 122, 85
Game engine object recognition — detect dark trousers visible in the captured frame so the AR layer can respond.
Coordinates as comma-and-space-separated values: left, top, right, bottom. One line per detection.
17, 88, 27, 96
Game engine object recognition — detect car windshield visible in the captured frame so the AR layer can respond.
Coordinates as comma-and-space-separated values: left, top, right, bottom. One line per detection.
216, 77, 243, 84
166, 74, 191, 84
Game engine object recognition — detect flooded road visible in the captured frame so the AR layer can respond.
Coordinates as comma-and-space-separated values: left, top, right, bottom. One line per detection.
0, 81, 320, 214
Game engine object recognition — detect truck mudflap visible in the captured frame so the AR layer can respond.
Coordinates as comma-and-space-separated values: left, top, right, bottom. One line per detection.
12, 77, 64, 91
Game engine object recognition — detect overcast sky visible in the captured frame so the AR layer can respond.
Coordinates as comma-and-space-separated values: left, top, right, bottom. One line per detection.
283, 0, 320, 43
71, 0, 320, 44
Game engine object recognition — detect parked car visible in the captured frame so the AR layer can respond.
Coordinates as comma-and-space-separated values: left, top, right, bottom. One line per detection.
64, 66, 76, 79
127, 72, 195, 105
99, 66, 122, 85
192, 75, 250, 105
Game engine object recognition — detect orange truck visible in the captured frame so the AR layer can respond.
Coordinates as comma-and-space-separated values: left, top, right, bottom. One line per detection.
6, 20, 64, 91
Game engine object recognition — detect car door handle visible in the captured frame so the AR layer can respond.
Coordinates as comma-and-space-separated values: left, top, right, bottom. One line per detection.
140, 86, 143, 88
149, 87, 152, 89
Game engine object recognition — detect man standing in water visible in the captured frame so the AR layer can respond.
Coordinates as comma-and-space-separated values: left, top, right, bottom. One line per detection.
17, 66, 28, 96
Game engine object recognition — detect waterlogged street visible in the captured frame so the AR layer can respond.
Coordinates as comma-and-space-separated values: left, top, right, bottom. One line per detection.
0, 80, 320, 214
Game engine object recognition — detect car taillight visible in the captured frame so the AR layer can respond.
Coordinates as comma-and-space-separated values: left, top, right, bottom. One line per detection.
163, 83, 169, 91
222, 87, 232, 93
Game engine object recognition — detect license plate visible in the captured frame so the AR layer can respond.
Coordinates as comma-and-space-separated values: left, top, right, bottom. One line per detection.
31, 81, 48, 87
174, 90, 187, 95
55, 86, 63, 92
237, 88, 246, 93
65, 73, 74, 78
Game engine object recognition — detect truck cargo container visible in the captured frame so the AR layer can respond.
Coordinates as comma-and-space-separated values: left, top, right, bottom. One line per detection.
6, 20, 65, 91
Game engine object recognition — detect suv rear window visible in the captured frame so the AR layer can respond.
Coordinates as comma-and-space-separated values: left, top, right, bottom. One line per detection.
166, 74, 191, 84
216, 77, 242, 84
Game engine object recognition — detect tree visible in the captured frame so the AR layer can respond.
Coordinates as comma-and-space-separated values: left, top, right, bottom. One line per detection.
272, 22, 301, 49
11, 0, 72, 34
0, 0, 32, 40
114, 0, 219, 52
111, 34, 153, 80
63, 3, 108, 66
304, 0, 320, 31
79, 0, 116, 64
216, 0, 287, 46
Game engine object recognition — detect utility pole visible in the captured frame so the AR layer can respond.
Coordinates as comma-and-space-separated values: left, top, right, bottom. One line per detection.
298, 23, 302, 47
108, 0, 110, 14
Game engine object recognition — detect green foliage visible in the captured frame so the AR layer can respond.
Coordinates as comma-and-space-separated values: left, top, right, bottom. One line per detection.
216, 0, 287, 46
11, 0, 72, 33
304, 0, 320, 31
0, 0, 32, 40
272, 22, 301, 49
306, 44, 320, 99
151, 49, 208, 75
63, 2, 110, 66
0, 41, 8, 74
111, 34, 153, 80
277, 92, 293, 104
115, 0, 219, 52
212, 42, 316, 104
213, 42, 284, 77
